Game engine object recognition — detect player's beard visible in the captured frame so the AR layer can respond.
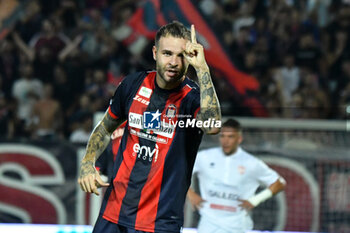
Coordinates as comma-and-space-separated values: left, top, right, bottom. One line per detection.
156, 63, 187, 87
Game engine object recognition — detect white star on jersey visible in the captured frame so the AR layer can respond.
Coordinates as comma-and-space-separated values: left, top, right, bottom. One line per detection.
151, 110, 162, 122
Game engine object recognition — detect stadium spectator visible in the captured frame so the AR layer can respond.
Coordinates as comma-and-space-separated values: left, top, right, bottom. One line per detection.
12, 20, 81, 83
58, 36, 87, 96
336, 58, 350, 118
251, 36, 271, 75
284, 91, 304, 119
29, 19, 69, 58
69, 112, 93, 144
293, 32, 322, 72
338, 82, 350, 119
55, 0, 81, 37
85, 69, 113, 109
78, 22, 221, 233
333, 58, 350, 102
274, 54, 300, 104
68, 93, 94, 136
296, 69, 330, 118
11, 63, 43, 127
14, 0, 43, 44
306, 0, 332, 28
233, 1, 255, 36
0, 80, 15, 139
259, 70, 284, 117
230, 27, 254, 70
52, 65, 73, 110
31, 83, 63, 139
0, 39, 19, 98
187, 118, 286, 233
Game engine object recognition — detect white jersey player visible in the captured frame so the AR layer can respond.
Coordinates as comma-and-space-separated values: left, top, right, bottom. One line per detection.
187, 119, 286, 233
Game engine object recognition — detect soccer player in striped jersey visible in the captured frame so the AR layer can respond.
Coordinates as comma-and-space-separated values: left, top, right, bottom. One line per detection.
78, 21, 221, 233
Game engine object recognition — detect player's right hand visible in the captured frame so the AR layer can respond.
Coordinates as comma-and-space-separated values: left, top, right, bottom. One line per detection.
188, 191, 206, 211
78, 159, 109, 196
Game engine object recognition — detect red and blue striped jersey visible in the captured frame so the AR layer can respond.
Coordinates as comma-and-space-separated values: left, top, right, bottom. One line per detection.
100, 71, 203, 232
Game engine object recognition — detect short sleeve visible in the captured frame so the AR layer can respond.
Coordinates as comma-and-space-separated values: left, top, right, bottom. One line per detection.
253, 159, 280, 187
108, 80, 127, 120
109, 71, 147, 119
108, 71, 146, 120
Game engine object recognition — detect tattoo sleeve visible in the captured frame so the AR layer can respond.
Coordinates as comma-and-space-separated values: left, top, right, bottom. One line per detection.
196, 67, 221, 134
82, 112, 123, 164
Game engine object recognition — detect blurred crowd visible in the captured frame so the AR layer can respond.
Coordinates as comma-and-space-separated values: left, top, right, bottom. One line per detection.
203, 0, 350, 119
0, 0, 350, 141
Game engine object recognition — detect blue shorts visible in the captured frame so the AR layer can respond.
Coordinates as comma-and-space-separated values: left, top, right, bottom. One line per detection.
92, 214, 151, 233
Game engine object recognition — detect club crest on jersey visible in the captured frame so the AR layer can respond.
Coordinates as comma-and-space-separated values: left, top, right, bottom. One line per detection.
138, 86, 152, 98
238, 166, 246, 174
165, 104, 177, 119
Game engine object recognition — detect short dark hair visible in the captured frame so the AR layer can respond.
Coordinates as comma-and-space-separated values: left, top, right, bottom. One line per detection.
222, 119, 242, 132
155, 21, 191, 47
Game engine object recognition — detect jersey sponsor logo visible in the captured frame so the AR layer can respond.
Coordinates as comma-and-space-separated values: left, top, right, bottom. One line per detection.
208, 190, 239, 201
210, 204, 237, 212
130, 128, 168, 144
152, 122, 175, 138
128, 112, 175, 139
133, 95, 150, 105
138, 86, 152, 98
143, 110, 161, 129
132, 143, 159, 162
129, 113, 143, 129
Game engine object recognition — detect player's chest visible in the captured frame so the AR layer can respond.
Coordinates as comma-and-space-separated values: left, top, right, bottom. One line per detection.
203, 159, 250, 185
128, 86, 186, 116
127, 89, 186, 142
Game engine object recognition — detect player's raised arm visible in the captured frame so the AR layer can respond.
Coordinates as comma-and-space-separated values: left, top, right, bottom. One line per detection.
184, 25, 221, 134
77, 111, 124, 195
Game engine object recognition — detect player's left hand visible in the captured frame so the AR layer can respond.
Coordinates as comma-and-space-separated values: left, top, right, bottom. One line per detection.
238, 199, 255, 211
183, 25, 208, 71
78, 159, 110, 196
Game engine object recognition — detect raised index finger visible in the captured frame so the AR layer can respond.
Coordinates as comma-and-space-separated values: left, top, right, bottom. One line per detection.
191, 24, 197, 44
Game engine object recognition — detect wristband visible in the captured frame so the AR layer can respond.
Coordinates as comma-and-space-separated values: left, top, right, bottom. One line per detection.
247, 189, 273, 207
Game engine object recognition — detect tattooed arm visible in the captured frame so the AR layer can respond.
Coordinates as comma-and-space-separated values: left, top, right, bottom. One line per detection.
184, 25, 221, 134
78, 111, 124, 195
196, 67, 221, 134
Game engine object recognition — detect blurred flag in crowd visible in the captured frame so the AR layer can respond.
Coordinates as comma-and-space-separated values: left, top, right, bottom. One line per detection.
0, 0, 20, 40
